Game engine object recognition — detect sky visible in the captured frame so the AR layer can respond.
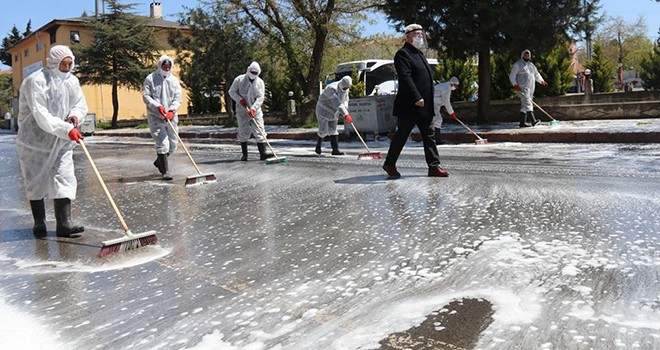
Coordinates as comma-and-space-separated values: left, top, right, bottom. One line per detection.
1, 0, 658, 70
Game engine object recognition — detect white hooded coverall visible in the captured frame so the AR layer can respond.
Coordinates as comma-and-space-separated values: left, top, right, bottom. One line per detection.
509, 49, 544, 113
143, 55, 183, 155
228, 62, 267, 143
432, 78, 457, 129
16, 45, 88, 201
316, 76, 351, 137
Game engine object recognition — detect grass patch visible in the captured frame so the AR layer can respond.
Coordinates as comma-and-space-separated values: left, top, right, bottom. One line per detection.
135, 123, 149, 129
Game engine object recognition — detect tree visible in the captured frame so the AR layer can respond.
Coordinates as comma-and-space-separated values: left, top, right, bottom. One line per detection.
595, 15, 653, 74
75, 0, 159, 128
1, 24, 27, 66
534, 42, 574, 96
640, 29, 660, 90
0, 73, 12, 113
169, 2, 253, 117
586, 42, 615, 92
227, 0, 375, 125
381, 0, 593, 123
433, 57, 478, 102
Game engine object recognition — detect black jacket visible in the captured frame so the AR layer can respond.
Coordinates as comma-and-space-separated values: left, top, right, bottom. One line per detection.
393, 42, 435, 119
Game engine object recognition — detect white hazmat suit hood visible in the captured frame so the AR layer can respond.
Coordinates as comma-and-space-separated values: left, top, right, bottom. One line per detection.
157, 55, 173, 78
521, 49, 531, 61
247, 61, 261, 80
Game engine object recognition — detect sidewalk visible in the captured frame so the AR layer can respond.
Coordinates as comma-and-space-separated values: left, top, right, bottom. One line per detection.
93, 118, 660, 144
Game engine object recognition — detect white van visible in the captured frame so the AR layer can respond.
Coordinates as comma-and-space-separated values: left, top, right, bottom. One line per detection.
332, 59, 438, 96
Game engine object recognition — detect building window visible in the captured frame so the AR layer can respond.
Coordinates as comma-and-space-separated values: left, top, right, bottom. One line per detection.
24, 49, 29, 57
50, 32, 56, 44
14, 55, 19, 63
70, 31, 80, 44
36, 42, 44, 52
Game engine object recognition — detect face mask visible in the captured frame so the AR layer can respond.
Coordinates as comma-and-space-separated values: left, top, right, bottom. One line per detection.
451, 85, 457, 91
523, 57, 530, 62
412, 36, 424, 49
52, 69, 71, 82
158, 68, 171, 78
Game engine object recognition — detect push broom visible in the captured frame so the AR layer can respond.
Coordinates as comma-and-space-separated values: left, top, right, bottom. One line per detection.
166, 119, 217, 186
247, 108, 287, 165
454, 116, 488, 145
519, 91, 560, 127
348, 121, 382, 159
78, 140, 158, 258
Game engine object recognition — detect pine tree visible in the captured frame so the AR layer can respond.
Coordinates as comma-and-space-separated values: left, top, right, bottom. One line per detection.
535, 43, 574, 96
75, 0, 159, 128
587, 43, 615, 93
433, 57, 478, 102
640, 31, 660, 90
1, 24, 27, 66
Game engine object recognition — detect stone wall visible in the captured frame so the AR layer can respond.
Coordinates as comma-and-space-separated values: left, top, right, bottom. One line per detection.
454, 91, 660, 123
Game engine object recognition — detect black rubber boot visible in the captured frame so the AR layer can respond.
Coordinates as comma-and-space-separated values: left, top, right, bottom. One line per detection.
240, 142, 248, 161
158, 153, 172, 180
519, 112, 531, 127
528, 111, 540, 126
54, 198, 84, 238
30, 199, 47, 237
434, 128, 443, 145
330, 135, 345, 155
315, 136, 323, 155
257, 142, 273, 160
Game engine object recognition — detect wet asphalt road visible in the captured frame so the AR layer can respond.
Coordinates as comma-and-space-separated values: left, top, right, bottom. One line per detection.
1, 132, 659, 350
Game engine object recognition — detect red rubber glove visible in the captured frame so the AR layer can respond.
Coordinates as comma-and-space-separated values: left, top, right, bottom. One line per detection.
540, 81, 548, 86
165, 110, 174, 121
248, 108, 256, 118
66, 115, 79, 127
345, 114, 353, 124
513, 85, 520, 92
240, 99, 247, 107
158, 106, 167, 117
450, 112, 457, 120
68, 127, 83, 143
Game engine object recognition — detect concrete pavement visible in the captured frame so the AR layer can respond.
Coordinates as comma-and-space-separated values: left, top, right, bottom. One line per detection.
94, 118, 660, 144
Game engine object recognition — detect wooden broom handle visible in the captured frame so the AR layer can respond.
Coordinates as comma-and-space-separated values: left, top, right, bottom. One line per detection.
166, 119, 203, 174
78, 140, 130, 233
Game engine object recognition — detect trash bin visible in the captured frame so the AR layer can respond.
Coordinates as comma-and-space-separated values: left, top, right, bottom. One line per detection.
79, 113, 96, 136
346, 95, 397, 137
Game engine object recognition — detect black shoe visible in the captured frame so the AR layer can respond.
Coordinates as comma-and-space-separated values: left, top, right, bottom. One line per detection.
382, 163, 401, 179
30, 199, 47, 237
532, 119, 541, 126
315, 136, 322, 155
240, 142, 248, 161
257, 143, 273, 160
330, 135, 345, 155
54, 198, 84, 238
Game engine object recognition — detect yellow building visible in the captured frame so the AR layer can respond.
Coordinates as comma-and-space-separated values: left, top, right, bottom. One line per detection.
6, 3, 191, 123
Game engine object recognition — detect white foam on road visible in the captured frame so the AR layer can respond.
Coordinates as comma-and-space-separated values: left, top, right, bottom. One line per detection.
0, 246, 171, 275
0, 298, 68, 350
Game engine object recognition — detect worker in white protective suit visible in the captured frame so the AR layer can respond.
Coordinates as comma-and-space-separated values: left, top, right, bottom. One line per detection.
229, 61, 273, 161
16, 45, 87, 238
509, 49, 547, 127
143, 55, 183, 180
432, 76, 459, 145
315, 76, 352, 155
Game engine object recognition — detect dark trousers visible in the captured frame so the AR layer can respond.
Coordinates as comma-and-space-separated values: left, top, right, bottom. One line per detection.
385, 115, 441, 167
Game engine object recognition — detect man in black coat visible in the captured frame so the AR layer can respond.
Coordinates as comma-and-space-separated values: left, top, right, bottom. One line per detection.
382, 24, 449, 179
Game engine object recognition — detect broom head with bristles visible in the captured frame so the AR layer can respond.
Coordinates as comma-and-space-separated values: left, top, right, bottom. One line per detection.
475, 138, 488, 145
550, 120, 561, 127
185, 173, 217, 186
264, 156, 288, 165
357, 152, 383, 160
98, 230, 158, 258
